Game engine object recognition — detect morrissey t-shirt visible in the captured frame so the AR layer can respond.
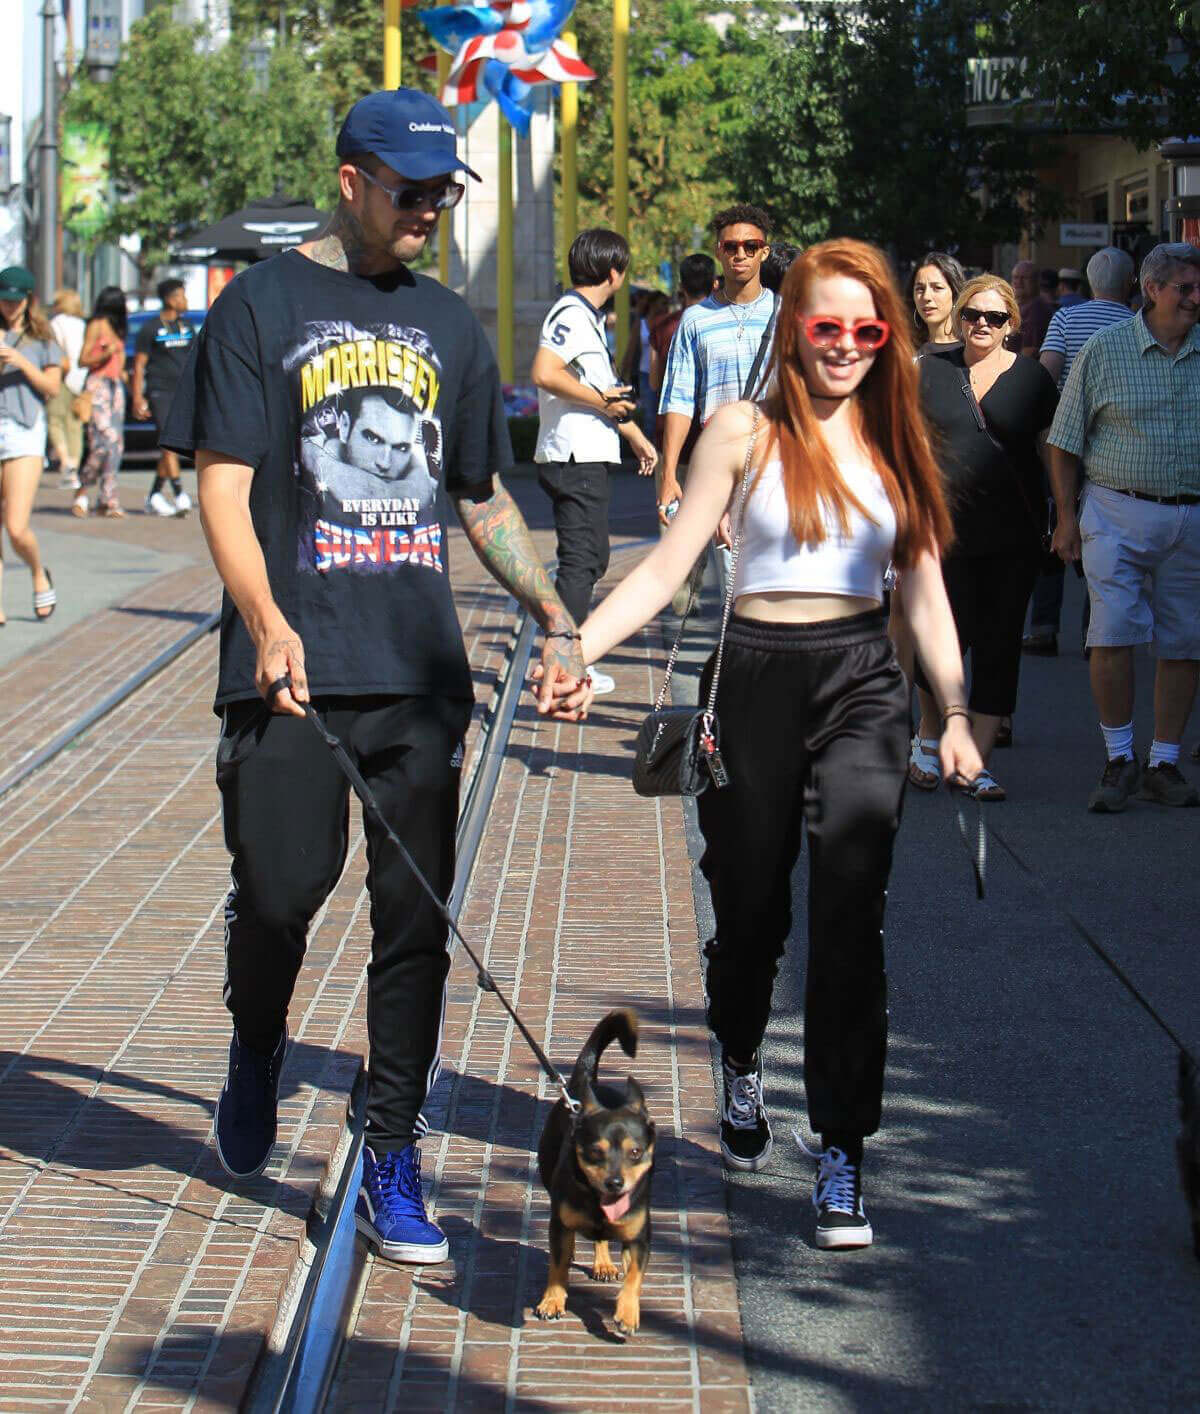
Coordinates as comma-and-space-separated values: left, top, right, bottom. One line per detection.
162, 249, 511, 708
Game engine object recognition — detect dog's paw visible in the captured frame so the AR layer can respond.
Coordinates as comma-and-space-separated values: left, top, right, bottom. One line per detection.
613, 1295, 640, 1337
591, 1258, 621, 1283
534, 1292, 567, 1321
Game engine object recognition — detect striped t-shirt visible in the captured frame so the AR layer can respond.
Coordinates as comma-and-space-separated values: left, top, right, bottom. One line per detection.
1040, 299, 1133, 387
659, 291, 775, 427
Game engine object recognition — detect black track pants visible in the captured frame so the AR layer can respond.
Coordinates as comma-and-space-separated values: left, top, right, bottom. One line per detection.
216, 694, 472, 1152
537, 460, 614, 625
696, 611, 909, 1140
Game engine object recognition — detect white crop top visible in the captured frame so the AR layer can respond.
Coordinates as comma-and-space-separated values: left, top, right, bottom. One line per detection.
732, 457, 897, 603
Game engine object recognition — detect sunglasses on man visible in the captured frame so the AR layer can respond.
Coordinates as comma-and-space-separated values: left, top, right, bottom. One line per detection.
960, 306, 1010, 329
800, 315, 891, 352
720, 239, 768, 256
355, 166, 465, 213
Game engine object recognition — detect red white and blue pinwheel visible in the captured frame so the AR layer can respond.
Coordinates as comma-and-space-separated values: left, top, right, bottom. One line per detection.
418, 1, 595, 135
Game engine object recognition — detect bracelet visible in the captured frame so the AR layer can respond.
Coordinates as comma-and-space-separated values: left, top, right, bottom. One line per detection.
942, 706, 971, 722
546, 629, 582, 642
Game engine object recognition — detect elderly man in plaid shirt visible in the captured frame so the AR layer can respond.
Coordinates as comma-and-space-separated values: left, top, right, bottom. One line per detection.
1048, 242, 1200, 812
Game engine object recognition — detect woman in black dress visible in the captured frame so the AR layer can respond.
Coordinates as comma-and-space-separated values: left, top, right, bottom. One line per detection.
908, 274, 1058, 800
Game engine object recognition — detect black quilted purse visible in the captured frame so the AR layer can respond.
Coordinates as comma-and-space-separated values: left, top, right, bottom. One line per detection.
632, 408, 760, 798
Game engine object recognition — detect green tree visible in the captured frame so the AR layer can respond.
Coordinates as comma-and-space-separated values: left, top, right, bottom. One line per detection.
65, 9, 338, 269
979, 0, 1200, 148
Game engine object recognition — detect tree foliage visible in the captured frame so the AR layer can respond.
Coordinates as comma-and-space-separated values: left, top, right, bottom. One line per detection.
65, 8, 339, 267
979, 0, 1200, 148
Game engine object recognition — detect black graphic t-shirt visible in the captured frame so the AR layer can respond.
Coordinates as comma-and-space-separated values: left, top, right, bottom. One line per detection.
163, 249, 510, 708
134, 316, 197, 394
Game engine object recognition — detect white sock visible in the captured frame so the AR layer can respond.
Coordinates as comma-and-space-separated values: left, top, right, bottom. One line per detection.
1148, 739, 1180, 769
1100, 721, 1134, 761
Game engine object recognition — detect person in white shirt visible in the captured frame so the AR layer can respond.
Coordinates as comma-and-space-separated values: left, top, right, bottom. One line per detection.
531, 228, 657, 694
48, 289, 87, 490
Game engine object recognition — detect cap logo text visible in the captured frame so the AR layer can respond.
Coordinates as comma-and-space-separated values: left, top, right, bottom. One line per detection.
409, 121, 455, 136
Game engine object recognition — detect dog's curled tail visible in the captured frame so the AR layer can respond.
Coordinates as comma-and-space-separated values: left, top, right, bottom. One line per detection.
569, 1008, 638, 1097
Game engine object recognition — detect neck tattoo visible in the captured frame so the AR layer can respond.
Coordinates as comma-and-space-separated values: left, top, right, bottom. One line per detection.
719, 287, 766, 340
305, 207, 368, 274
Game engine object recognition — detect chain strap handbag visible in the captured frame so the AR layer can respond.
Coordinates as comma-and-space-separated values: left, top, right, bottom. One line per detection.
632, 406, 760, 798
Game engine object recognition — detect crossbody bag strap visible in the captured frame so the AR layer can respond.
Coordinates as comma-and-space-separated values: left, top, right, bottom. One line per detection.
705, 405, 760, 718
650, 404, 761, 712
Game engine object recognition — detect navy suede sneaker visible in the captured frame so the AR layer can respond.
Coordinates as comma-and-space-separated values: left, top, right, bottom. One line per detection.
355, 1143, 449, 1263
213, 1029, 286, 1179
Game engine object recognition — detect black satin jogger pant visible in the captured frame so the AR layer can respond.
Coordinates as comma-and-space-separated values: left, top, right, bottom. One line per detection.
696, 608, 909, 1140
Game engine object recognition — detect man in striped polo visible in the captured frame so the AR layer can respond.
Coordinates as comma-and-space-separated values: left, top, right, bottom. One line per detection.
1024, 248, 1136, 655
1048, 242, 1200, 812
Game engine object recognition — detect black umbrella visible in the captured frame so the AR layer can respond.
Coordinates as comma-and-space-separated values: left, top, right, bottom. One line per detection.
174, 193, 328, 263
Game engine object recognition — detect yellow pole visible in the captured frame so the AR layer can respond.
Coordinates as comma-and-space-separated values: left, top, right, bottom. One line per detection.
613, 0, 630, 367
560, 28, 578, 288
498, 119, 514, 381
384, 0, 402, 88
438, 37, 451, 285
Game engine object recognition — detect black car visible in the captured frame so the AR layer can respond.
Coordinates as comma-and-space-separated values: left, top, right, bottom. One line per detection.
121, 309, 206, 466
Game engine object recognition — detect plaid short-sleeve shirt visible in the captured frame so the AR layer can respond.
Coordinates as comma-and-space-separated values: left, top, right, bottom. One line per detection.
1047, 312, 1200, 496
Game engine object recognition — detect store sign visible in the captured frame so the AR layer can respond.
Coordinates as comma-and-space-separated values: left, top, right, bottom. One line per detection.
965, 57, 1028, 107
1061, 222, 1111, 247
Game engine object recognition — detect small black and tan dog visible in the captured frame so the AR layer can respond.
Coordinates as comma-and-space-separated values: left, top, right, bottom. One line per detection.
1179, 1050, 1200, 1262
535, 1008, 655, 1337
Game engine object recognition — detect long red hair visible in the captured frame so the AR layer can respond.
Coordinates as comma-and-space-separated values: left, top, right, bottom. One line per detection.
757, 238, 952, 568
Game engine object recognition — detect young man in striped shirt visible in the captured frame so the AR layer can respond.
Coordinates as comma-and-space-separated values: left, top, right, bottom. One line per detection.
656, 203, 774, 520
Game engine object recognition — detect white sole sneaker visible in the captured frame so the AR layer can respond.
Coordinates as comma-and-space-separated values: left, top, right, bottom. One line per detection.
354, 1211, 449, 1264
815, 1216, 873, 1250
719, 1133, 774, 1172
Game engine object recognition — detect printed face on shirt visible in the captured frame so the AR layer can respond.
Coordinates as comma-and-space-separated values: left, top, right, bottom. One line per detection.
795, 274, 882, 400
339, 395, 420, 480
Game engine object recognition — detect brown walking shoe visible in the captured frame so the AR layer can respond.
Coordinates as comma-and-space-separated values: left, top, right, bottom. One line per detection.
1087, 755, 1139, 813
1137, 761, 1199, 808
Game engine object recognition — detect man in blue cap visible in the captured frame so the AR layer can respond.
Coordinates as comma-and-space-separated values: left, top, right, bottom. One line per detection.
163, 88, 591, 1264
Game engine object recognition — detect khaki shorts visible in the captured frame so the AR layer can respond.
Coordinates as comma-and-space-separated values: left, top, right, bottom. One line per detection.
46, 383, 84, 464
1079, 480, 1200, 659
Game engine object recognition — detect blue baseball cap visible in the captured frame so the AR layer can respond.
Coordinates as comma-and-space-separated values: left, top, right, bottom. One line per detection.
336, 88, 482, 183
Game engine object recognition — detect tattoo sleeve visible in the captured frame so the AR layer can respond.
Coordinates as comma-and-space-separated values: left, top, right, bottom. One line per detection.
453, 480, 573, 633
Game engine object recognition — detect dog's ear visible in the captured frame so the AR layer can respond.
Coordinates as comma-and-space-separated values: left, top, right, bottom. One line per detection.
580, 1078, 603, 1115
624, 1076, 648, 1115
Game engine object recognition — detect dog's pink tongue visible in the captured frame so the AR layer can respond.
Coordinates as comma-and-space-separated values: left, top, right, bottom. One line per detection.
600, 1191, 632, 1222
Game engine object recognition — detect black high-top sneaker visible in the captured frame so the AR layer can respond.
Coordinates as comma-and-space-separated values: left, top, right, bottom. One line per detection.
719, 1050, 773, 1171
811, 1144, 872, 1250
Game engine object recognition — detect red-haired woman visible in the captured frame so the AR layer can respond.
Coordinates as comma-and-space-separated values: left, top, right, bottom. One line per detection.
575, 239, 981, 1250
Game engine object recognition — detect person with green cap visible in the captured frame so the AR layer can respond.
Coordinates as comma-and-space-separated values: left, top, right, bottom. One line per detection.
0, 266, 63, 623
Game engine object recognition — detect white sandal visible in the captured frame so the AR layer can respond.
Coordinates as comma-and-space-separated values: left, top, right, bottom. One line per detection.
907, 736, 941, 791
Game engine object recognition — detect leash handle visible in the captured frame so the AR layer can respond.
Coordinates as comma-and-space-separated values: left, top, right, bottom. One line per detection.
297, 698, 582, 1115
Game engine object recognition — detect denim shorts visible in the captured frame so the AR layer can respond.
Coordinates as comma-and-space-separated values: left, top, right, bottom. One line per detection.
1079, 480, 1200, 659
0, 413, 47, 461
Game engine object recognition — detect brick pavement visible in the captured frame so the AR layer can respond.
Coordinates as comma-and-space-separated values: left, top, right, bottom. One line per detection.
326, 545, 753, 1412
0, 480, 752, 1411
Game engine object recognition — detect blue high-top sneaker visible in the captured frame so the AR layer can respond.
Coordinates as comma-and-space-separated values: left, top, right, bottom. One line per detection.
356, 1143, 449, 1264
214, 1028, 286, 1179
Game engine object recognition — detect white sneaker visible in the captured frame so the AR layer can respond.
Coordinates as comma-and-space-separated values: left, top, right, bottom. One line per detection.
145, 490, 176, 517
587, 666, 616, 696
173, 490, 193, 515
59, 469, 81, 490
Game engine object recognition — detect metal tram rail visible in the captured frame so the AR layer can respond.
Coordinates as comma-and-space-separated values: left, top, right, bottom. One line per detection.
250, 607, 538, 1413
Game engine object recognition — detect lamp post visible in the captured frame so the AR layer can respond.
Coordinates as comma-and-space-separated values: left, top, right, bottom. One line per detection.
1160, 137, 1200, 246
39, 0, 60, 299
613, 0, 629, 365
385, 0, 403, 89
560, 27, 578, 288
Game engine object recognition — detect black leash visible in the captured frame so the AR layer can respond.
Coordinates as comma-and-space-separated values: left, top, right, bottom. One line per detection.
940, 763, 1194, 1065
945, 775, 987, 900
267, 678, 581, 1115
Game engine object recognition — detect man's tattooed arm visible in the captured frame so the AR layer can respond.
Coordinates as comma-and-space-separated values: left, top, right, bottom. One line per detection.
453, 480, 585, 682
